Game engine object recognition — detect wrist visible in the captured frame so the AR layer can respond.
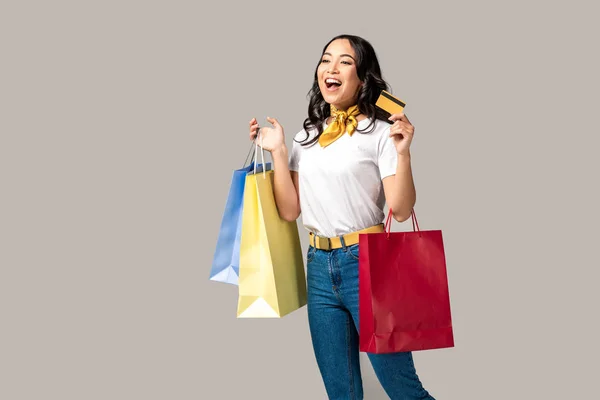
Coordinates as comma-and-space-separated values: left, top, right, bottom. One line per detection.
397, 150, 411, 160
271, 145, 288, 158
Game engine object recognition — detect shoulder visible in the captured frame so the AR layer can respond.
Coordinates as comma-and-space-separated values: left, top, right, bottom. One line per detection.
292, 128, 311, 142
292, 124, 320, 146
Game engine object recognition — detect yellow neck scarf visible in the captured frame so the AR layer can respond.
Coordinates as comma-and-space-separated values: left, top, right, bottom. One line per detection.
318, 104, 361, 148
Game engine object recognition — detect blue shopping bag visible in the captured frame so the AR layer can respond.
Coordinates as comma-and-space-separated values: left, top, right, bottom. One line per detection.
209, 143, 271, 285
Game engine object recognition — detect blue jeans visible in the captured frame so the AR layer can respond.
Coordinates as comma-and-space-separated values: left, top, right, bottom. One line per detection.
307, 243, 435, 400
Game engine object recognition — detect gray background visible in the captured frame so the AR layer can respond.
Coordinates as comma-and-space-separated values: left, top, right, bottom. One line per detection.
1, 1, 599, 399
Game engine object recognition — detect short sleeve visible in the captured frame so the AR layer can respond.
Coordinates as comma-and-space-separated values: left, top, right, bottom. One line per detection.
289, 141, 300, 171
377, 126, 398, 179
288, 130, 305, 172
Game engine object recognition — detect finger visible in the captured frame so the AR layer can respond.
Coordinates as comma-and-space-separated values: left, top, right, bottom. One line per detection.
388, 120, 400, 131
266, 116, 280, 128
402, 124, 414, 135
396, 122, 413, 132
389, 124, 404, 135
395, 121, 414, 134
250, 124, 260, 140
249, 117, 257, 125
398, 124, 413, 135
388, 113, 405, 122
389, 113, 412, 125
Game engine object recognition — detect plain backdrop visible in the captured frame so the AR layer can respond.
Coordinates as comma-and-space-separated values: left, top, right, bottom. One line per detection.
1, 1, 599, 399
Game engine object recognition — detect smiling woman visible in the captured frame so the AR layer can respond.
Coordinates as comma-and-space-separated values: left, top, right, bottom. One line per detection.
247, 34, 430, 399
302, 35, 393, 147
318, 41, 362, 109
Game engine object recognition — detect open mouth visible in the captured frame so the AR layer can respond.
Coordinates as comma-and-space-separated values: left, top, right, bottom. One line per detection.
325, 78, 342, 90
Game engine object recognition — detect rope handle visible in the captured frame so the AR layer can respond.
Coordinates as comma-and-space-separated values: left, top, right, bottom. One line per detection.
384, 208, 421, 239
252, 127, 266, 178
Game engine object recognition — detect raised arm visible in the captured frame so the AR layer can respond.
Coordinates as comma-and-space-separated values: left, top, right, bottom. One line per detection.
249, 117, 300, 222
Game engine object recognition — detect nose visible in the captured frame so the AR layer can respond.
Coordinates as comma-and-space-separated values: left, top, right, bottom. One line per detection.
327, 63, 339, 74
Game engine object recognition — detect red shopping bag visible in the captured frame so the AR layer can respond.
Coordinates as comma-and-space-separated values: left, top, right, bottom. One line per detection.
359, 209, 454, 354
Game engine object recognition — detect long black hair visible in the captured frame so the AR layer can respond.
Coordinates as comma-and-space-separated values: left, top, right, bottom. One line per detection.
299, 34, 391, 146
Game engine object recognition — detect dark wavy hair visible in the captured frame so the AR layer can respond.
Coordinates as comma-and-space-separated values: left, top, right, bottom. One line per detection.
299, 34, 391, 146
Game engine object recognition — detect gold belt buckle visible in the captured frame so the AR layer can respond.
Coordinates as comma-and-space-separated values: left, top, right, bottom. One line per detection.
316, 236, 331, 251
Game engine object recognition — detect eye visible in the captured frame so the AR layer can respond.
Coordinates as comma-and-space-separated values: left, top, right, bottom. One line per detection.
320, 59, 330, 63
341, 61, 352, 65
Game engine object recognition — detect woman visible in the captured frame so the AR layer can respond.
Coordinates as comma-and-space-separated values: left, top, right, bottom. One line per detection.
248, 34, 434, 400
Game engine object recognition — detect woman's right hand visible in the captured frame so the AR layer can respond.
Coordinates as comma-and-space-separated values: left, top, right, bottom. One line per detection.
249, 116, 286, 153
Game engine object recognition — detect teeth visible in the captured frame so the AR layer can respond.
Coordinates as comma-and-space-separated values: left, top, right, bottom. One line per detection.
326, 78, 341, 84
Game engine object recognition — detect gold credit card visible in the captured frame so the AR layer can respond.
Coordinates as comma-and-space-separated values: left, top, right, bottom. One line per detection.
375, 90, 406, 116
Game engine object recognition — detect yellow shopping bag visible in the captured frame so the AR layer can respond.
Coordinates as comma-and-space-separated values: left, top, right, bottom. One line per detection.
237, 166, 307, 318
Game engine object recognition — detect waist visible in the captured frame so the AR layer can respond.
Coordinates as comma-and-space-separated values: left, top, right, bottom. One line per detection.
308, 224, 384, 251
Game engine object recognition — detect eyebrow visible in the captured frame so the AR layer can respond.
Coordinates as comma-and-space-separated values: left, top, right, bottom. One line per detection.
323, 52, 356, 61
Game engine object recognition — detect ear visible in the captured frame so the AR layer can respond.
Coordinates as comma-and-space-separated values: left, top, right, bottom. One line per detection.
356, 82, 364, 94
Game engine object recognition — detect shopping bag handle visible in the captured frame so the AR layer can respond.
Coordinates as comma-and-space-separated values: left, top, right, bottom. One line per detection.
251, 128, 267, 178
385, 208, 421, 238
243, 140, 256, 168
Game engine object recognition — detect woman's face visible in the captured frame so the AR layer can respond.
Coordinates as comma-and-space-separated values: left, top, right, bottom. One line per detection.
317, 38, 362, 111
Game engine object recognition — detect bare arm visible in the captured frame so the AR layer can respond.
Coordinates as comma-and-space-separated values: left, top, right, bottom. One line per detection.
382, 153, 416, 222
271, 147, 301, 222
383, 113, 417, 222
249, 116, 300, 222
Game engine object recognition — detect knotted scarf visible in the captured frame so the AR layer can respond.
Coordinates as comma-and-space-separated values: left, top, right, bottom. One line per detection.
318, 104, 361, 148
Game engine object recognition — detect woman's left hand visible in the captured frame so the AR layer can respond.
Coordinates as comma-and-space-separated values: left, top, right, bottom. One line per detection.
388, 113, 415, 156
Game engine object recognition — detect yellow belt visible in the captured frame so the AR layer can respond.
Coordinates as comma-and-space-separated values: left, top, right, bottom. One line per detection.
309, 224, 385, 251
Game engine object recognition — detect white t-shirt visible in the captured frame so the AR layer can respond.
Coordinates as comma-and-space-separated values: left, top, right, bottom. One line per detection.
289, 117, 397, 237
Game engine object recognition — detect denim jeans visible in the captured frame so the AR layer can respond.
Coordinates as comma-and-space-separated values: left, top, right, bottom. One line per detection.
306, 243, 435, 400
